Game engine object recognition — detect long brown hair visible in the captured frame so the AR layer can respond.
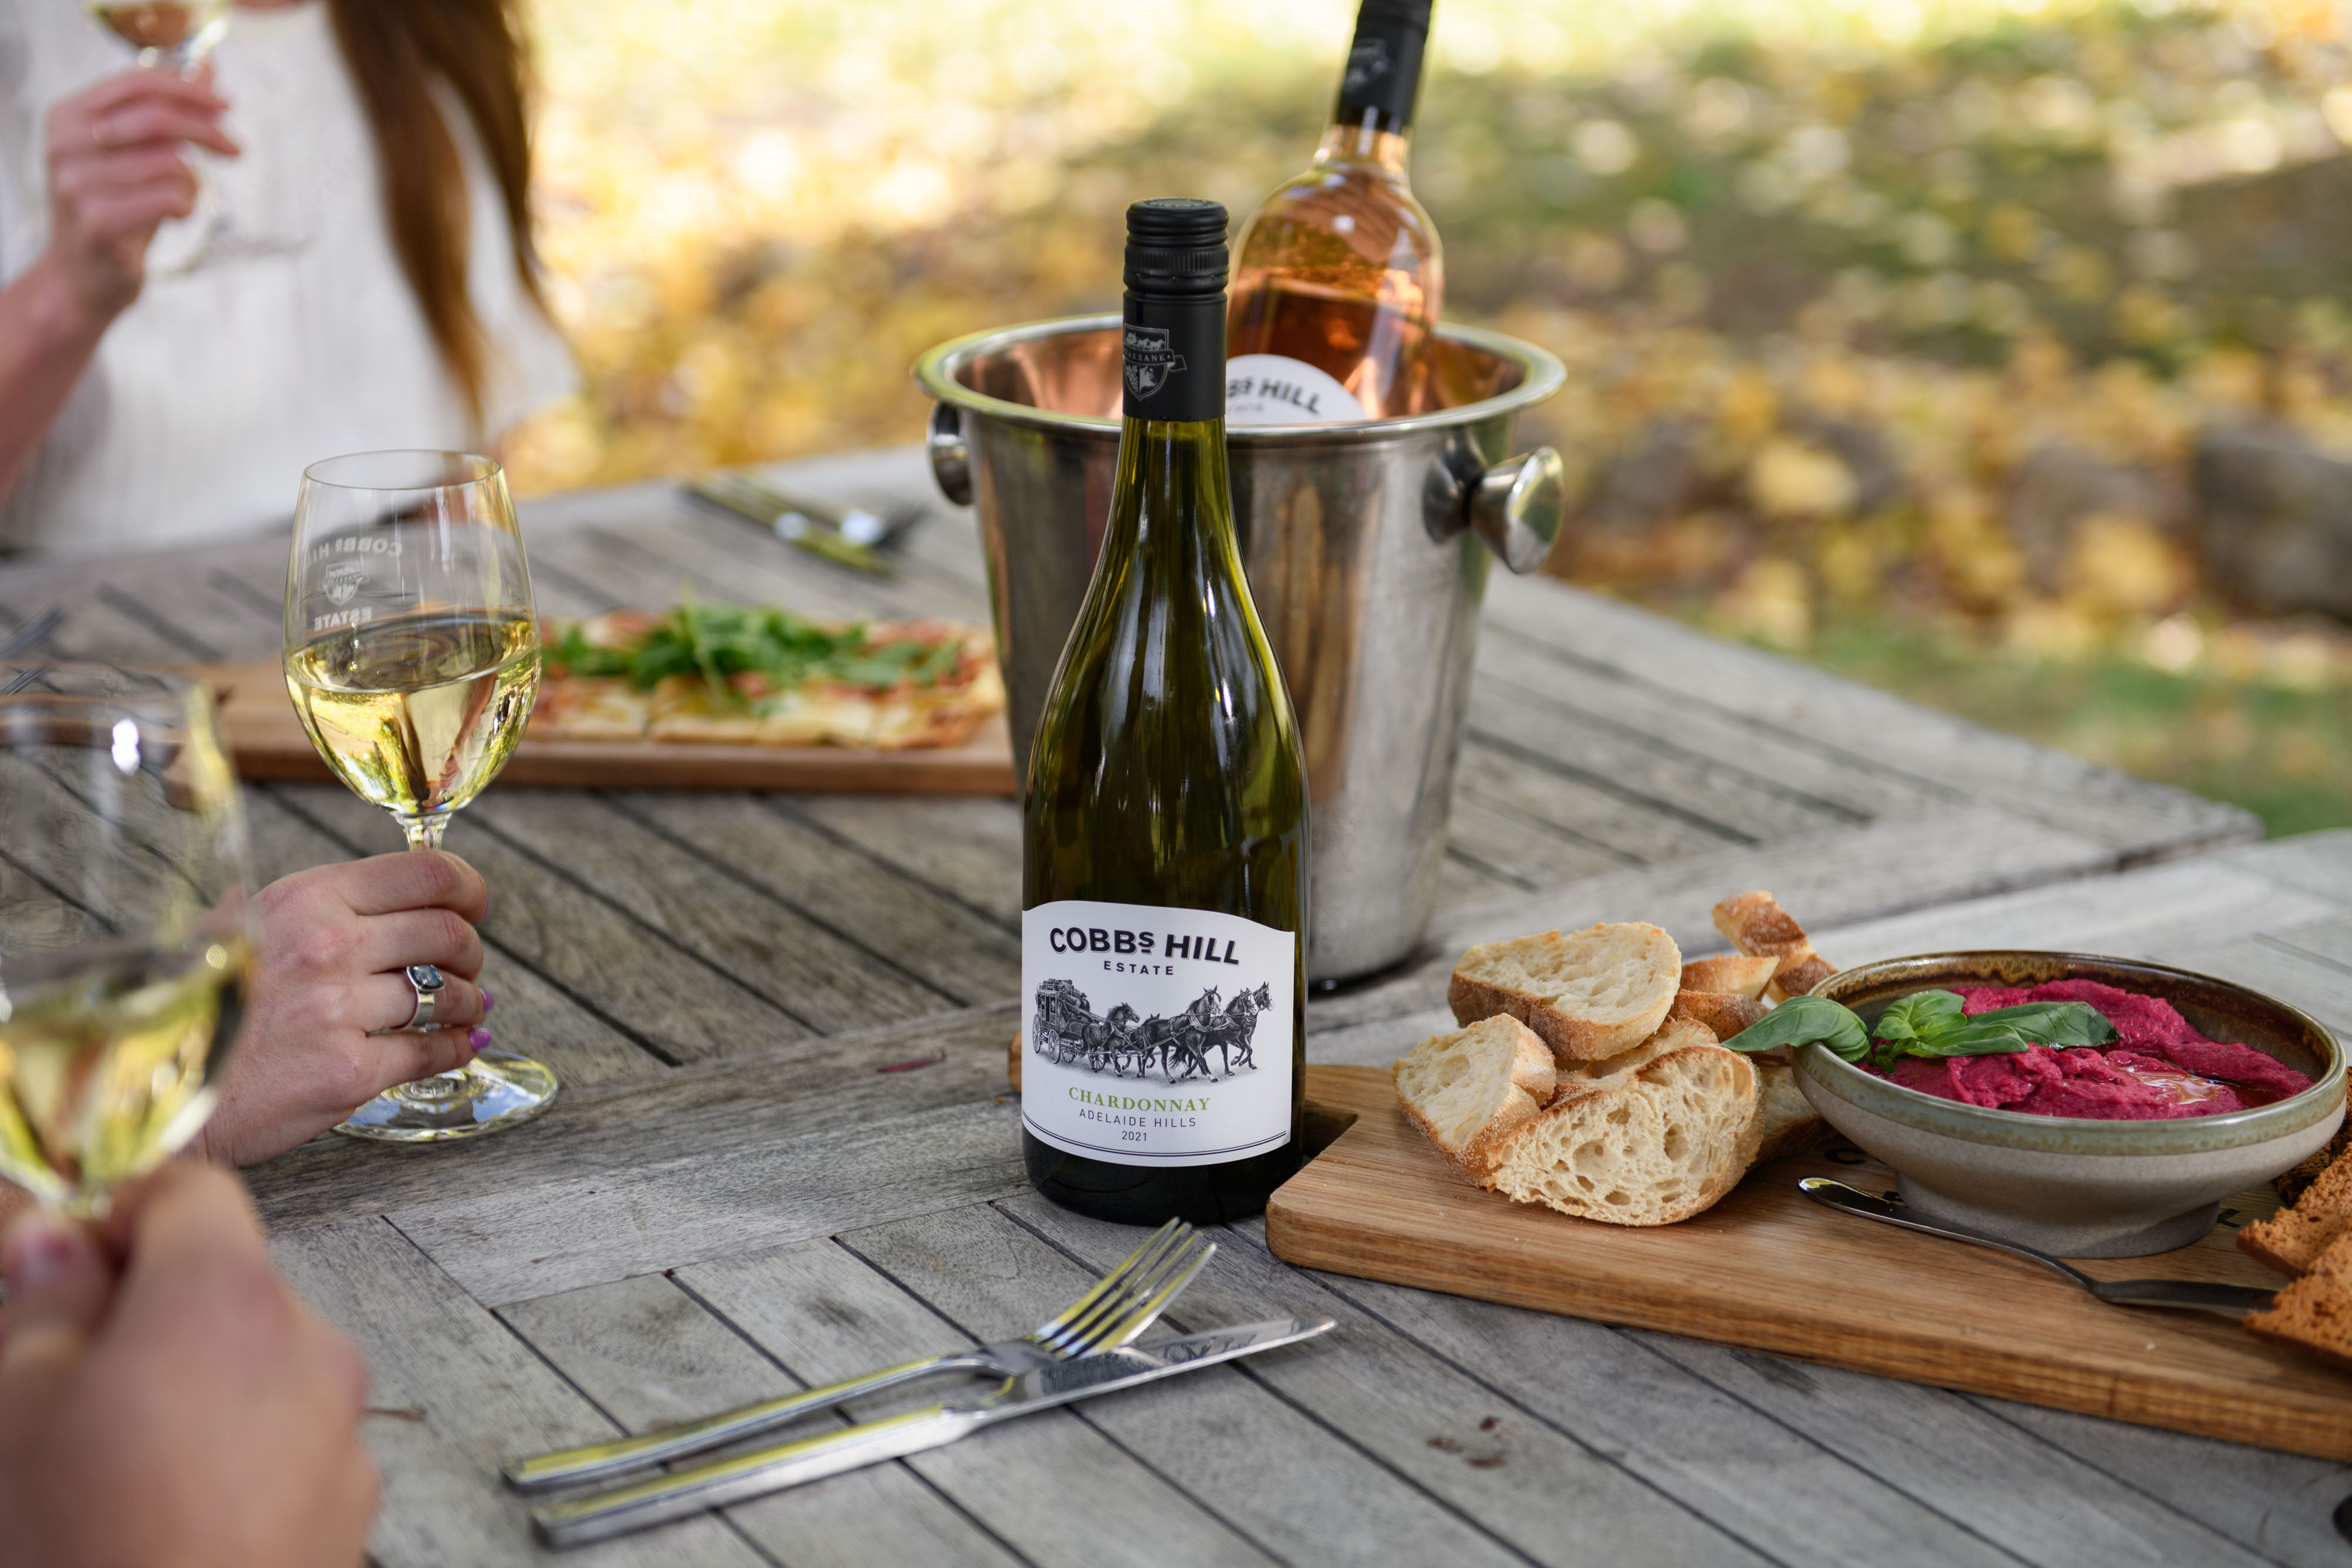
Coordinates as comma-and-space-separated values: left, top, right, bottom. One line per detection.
326, 0, 546, 434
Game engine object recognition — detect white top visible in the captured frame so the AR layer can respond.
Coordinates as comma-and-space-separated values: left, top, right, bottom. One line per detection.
0, 0, 575, 553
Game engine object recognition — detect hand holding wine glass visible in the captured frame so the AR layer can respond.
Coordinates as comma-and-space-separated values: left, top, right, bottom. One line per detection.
0, 665, 252, 1218
35, 68, 238, 326
283, 451, 555, 1140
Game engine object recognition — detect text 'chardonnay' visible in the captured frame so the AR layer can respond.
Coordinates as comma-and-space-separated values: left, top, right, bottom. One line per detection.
1022, 198, 1311, 1225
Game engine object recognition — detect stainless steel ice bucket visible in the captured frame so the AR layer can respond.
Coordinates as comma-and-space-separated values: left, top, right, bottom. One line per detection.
916, 315, 1566, 982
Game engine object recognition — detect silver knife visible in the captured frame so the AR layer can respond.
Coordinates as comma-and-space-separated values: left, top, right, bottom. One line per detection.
531, 1316, 1336, 1549
1799, 1178, 2277, 1316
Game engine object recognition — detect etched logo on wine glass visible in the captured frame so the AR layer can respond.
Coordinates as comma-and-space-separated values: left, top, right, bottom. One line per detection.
1031, 978, 1270, 1083
1123, 326, 1187, 400
322, 562, 369, 607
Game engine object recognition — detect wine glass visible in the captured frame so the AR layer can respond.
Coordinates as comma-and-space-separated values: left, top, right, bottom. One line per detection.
283, 451, 556, 1141
86, 0, 233, 273
0, 665, 252, 1217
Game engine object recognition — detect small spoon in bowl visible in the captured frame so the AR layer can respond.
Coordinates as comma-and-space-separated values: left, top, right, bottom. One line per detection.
1799, 1178, 2278, 1317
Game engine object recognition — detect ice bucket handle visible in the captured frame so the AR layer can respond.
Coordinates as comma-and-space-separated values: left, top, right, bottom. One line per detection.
928, 403, 973, 507
1424, 440, 1566, 574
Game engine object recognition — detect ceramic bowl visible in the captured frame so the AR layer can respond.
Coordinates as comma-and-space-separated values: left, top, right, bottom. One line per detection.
1792, 951, 2345, 1257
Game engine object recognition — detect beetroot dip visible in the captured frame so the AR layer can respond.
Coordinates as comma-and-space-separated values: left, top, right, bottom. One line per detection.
1876, 979, 2312, 1120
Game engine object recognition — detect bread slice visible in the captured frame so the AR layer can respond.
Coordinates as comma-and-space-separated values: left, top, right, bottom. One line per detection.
2280, 1126, 2352, 1207
2246, 1231, 2352, 1370
1485, 1018, 1760, 1226
1712, 892, 1836, 1002
1669, 988, 1767, 1043
1680, 954, 1780, 1000
1751, 1059, 1826, 1162
1449, 923, 1682, 1063
1393, 1017, 1559, 1186
2239, 1143, 2352, 1276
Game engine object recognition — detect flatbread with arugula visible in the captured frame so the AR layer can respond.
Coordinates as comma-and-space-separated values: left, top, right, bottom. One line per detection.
535, 599, 1004, 750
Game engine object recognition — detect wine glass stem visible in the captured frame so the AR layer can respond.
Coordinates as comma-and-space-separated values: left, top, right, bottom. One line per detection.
398, 813, 449, 852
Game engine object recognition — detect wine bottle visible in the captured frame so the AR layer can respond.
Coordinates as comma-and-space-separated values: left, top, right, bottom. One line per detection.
1021, 198, 1310, 1226
1226, 0, 1441, 425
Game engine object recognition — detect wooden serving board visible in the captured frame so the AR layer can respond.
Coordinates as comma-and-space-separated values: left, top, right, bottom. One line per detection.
1272, 1064, 2352, 1460
193, 660, 1016, 795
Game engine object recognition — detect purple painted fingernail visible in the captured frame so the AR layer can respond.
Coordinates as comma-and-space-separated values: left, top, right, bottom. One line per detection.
479, 987, 496, 1015
468, 1027, 492, 1053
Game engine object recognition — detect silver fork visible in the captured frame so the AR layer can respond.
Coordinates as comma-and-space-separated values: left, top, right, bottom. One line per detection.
503, 1219, 1213, 1492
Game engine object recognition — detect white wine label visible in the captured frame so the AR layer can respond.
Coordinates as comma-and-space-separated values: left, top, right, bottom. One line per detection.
1225, 355, 1369, 426
1022, 899, 1295, 1167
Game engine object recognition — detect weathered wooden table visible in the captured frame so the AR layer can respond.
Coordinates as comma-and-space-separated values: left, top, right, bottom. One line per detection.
6, 446, 2348, 1567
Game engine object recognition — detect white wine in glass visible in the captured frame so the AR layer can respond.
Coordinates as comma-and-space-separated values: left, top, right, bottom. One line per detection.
284, 451, 556, 1140
86, 0, 231, 72
0, 665, 252, 1216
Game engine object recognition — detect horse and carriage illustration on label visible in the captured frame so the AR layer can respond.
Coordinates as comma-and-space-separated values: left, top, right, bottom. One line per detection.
1030, 978, 1272, 1082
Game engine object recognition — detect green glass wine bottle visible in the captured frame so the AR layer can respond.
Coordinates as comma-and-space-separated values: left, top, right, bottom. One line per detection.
1020, 197, 1310, 1226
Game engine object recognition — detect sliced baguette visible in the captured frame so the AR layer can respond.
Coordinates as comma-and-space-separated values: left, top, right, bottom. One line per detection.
1393, 1016, 1559, 1186
1669, 988, 1767, 1042
1680, 954, 1780, 1000
1449, 923, 1682, 1063
1486, 1018, 1760, 1226
2246, 1230, 2352, 1371
2240, 1143, 2352, 1276
1751, 1058, 1826, 1162
1712, 891, 1836, 1002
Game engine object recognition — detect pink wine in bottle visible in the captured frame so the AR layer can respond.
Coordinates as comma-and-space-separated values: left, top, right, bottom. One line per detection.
1226, 0, 1440, 425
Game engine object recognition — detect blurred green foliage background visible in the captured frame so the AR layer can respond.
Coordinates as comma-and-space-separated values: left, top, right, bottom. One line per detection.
505, 0, 2352, 836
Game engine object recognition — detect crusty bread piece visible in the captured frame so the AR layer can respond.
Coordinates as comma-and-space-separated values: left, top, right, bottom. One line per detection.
1669, 988, 1767, 1043
1485, 1018, 1760, 1226
2246, 1230, 2352, 1370
2280, 1126, 2352, 1207
1751, 1059, 1826, 1162
2240, 1143, 2352, 1276
1393, 1017, 1559, 1186
1712, 892, 1836, 1002
1449, 923, 1682, 1063
1680, 954, 1780, 1000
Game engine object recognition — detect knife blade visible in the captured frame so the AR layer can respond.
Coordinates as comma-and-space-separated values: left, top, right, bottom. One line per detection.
1800, 1177, 2277, 1316
531, 1316, 1336, 1549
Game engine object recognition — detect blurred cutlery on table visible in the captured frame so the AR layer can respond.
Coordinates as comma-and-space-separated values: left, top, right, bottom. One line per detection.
685, 470, 926, 578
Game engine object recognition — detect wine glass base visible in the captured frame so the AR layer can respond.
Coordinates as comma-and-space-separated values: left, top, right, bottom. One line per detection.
332, 1050, 558, 1142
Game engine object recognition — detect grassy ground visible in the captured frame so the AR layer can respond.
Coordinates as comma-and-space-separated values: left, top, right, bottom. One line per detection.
1780, 613, 2351, 835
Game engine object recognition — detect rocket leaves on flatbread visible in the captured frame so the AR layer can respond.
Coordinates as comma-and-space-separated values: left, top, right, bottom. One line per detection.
547, 596, 966, 703
1722, 988, 2117, 1072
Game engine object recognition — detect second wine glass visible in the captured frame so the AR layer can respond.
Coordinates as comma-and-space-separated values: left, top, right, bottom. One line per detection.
284, 449, 555, 1140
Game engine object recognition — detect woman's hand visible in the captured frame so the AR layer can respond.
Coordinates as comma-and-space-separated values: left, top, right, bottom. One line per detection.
40, 66, 240, 329
195, 850, 497, 1167
0, 1163, 377, 1568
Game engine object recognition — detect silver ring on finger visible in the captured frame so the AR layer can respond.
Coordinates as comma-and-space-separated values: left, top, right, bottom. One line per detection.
402, 963, 446, 1032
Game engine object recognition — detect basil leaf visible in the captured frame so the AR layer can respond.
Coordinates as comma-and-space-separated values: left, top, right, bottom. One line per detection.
1909, 1019, 2041, 1057
1959, 1001, 2117, 1050
1874, 989, 1964, 1047
1719, 995, 1871, 1064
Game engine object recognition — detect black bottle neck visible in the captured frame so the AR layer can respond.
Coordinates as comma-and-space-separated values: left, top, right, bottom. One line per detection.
1120, 291, 1225, 425
1332, 2, 1429, 134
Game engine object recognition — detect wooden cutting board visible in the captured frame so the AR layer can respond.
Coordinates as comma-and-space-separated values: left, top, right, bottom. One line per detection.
194, 660, 1016, 795
1272, 1064, 2352, 1460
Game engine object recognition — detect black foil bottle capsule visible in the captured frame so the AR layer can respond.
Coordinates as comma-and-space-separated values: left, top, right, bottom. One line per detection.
1019, 198, 1310, 1225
